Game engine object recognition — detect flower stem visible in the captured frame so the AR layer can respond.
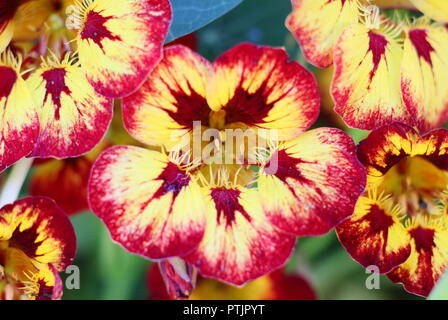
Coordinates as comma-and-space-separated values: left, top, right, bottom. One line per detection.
0, 158, 33, 207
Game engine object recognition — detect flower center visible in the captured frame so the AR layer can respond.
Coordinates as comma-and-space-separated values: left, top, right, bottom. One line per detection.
377, 156, 448, 218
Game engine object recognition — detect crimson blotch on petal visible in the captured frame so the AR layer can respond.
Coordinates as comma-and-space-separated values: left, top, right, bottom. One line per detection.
0, 197, 76, 300
75, 0, 172, 98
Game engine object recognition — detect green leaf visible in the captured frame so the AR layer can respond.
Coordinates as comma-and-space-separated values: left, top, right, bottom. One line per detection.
166, 0, 243, 43
428, 268, 448, 300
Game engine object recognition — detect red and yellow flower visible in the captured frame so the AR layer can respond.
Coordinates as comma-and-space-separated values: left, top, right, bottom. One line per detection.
0, 196, 76, 300
0, 0, 172, 172
28, 103, 142, 216
147, 263, 316, 300
287, 0, 448, 131
337, 123, 448, 296
88, 43, 366, 287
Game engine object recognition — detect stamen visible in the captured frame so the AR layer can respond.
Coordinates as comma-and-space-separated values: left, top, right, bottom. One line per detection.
0, 50, 22, 72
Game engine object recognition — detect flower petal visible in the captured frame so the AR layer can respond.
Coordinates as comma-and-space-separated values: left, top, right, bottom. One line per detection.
387, 225, 448, 297
0, 19, 14, 54
34, 264, 64, 300
258, 127, 366, 236
30, 144, 105, 215
332, 25, 411, 129
206, 43, 320, 140
357, 123, 448, 183
0, 197, 76, 270
122, 45, 211, 148
410, 0, 448, 22
76, 0, 172, 98
337, 193, 411, 273
286, 0, 359, 68
26, 61, 113, 158
184, 186, 295, 286
88, 146, 207, 259
401, 25, 448, 132
0, 60, 39, 172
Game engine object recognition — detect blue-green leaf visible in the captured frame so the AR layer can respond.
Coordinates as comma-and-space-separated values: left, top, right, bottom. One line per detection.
428, 268, 448, 300
166, 0, 243, 43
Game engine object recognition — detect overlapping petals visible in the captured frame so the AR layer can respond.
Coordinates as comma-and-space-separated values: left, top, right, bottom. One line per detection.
90, 43, 366, 286
401, 23, 448, 132
123, 45, 211, 148
287, 1, 448, 131
337, 123, 448, 296
0, 197, 76, 300
332, 25, 411, 129
0, 52, 39, 172
123, 44, 320, 148
286, 0, 359, 68
258, 127, 366, 236
27, 55, 113, 158
88, 146, 207, 259
183, 185, 296, 286
205, 43, 320, 141
75, 0, 172, 98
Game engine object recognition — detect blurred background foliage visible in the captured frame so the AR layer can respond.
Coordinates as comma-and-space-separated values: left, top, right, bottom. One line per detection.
45, 0, 423, 300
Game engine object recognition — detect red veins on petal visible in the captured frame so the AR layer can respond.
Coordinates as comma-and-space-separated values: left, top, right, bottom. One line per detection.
42, 68, 71, 121
80, 10, 121, 51
409, 29, 435, 65
211, 187, 251, 227
387, 226, 442, 297
368, 31, 388, 81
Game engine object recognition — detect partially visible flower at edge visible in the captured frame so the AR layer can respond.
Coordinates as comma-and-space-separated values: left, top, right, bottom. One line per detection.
0, 196, 76, 300
286, 0, 448, 132
337, 122, 448, 297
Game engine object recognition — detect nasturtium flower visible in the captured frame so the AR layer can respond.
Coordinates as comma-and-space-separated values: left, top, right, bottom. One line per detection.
148, 264, 316, 300
88, 43, 366, 286
0, 197, 76, 300
0, 51, 113, 171
29, 104, 142, 215
27, 53, 113, 158
287, 0, 448, 131
0, 0, 172, 171
0, 51, 39, 173
337, 123, 448, 296
70, 0, 172, 98
0, 0, 172, 98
